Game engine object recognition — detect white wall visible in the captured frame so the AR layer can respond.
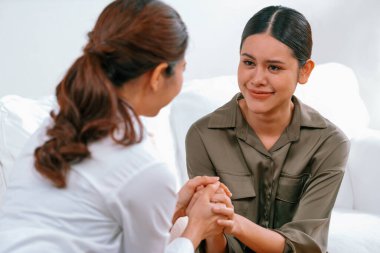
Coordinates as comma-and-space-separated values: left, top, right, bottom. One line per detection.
0, 0, 111, 97
0, 0, 379, 129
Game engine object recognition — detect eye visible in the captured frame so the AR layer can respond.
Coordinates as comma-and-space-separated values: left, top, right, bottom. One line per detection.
268, 65, 281, 72
243, 60, 255, 66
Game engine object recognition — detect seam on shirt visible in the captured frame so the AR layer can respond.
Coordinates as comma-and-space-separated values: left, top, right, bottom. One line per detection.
189, 124, 217, 175
313, 138, 350, 175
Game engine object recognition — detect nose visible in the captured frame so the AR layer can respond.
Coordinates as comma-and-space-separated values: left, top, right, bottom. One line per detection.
249, 66, 267, 87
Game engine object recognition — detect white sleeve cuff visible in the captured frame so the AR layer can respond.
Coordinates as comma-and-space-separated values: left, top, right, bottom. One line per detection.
166, 237, 194, 253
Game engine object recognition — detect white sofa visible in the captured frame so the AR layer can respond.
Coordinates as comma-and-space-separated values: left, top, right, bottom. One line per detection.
1, 63, 380, 252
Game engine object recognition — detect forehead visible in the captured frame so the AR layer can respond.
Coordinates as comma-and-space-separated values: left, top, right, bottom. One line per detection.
240, 33, 295, 61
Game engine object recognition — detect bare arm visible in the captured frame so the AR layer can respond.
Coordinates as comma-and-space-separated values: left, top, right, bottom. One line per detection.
215, 208, 285, 253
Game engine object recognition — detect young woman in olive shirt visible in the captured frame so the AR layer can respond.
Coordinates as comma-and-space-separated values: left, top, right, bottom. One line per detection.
186, 6, 350, 253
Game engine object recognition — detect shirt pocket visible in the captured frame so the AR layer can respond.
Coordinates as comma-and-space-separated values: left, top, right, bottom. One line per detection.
276, 173, 310, 203
274, 173, 310, 227
218, 173, 256, 217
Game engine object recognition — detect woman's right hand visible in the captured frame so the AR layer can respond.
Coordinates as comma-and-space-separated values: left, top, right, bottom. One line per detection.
181, 182, 229, 249
205, 187, 234, 253
173, 176, 221, 224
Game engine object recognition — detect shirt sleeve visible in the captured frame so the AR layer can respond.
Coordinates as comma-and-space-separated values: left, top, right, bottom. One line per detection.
166, 237, 194, 253
186, 125, 244, 253
105, 163, 182, 253
186, 124, 217, 178
275, 135, 350, 253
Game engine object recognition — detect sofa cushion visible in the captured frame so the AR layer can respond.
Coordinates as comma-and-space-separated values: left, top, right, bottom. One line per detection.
329, 208, 380, 253
294, 62, 369, 138
0, 95, 55, 203
333, 168, 354, 210
347, 129, 380, 214
0, 95, 55, 173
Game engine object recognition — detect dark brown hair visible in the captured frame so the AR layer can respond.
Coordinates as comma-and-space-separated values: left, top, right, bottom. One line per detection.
34, 0, 188, 188
241, 6, 312, 66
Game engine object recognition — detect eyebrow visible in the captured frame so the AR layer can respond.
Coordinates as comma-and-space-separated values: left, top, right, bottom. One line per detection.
241, 53, 286, 65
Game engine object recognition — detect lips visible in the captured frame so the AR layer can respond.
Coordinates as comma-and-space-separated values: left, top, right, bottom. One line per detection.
248, 89, 274, 99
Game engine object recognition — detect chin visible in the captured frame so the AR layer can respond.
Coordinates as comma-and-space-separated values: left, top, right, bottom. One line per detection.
144, 111, 160, 117
245, 100, 271, 114
137, 107, 159, 117
248, 108, 270, 115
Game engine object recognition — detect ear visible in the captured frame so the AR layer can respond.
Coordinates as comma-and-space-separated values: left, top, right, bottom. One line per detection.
298, 59, 315, 84
149, 62, 169, 92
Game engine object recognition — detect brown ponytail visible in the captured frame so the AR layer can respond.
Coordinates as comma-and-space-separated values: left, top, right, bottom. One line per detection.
34, 0, 188, 188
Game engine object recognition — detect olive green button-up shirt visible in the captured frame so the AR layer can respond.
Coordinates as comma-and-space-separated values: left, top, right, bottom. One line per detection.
186, 94, 350, 253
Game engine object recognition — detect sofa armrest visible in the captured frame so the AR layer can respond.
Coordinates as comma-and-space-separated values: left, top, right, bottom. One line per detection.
347, 128, 380, 214
0, 95, 55, 205
328, 208, 380, 253
333, 167, 354, 210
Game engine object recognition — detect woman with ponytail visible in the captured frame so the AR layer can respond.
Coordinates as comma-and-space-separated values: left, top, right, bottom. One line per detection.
0, 1, 231, 252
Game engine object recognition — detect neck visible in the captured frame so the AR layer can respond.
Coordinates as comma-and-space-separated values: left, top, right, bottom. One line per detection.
117, 74, 150, 116
239, 99, 294, 138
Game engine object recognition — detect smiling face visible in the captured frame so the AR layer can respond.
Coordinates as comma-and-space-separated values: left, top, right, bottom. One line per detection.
238, 33, 304, 117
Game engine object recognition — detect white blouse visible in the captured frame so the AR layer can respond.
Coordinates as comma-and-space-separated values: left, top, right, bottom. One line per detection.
0, 119, 193, 253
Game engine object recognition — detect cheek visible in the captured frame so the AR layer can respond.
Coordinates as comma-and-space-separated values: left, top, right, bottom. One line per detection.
237, 75, 250, 93
175, 74, 183, 93
168, 74, 183, 100
278, 74, 299, 90
237, 78, 244, 91
237, 63, 245, 78
237, 63, 253, 84
237, 67, 247, 87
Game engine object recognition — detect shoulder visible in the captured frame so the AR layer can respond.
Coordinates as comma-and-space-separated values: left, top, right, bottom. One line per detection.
187, 114, 210, 137
188, 93, 239, 135
116, 162, 178, 214
297, 97, 349, 145
105, 160, 178, 218
297, 100, 350, 172
122, 162, 178, 207
321, 119, 351, 160
89, 133, 161, 167
136, 162, 177, 192
76, 135, 174, 194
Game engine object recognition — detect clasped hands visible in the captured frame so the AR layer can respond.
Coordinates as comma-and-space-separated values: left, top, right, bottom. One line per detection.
173, 176, 238, 248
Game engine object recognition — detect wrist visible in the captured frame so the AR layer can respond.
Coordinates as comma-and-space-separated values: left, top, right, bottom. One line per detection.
172, 205, 186, 224
181, 219, 204, 249
206, 233, 226, 244
230, 214, 243, 237
205, 234, 227, 253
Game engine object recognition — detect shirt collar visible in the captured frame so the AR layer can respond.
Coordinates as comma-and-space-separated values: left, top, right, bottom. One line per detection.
207, 93, 240, 128
208, 93, 327, 134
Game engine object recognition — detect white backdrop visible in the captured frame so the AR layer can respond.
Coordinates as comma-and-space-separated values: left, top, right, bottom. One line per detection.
0, 0, 379, 129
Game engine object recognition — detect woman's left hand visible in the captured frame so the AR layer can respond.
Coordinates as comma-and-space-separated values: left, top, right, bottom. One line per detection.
212, 204, 239, 235
173, 176, 220, 224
